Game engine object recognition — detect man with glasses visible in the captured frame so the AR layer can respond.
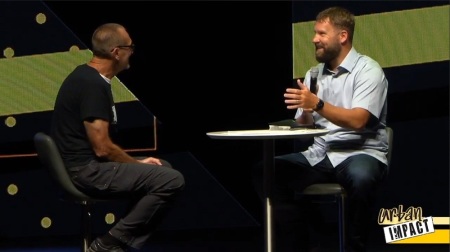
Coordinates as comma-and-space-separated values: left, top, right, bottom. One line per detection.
51, 23, 185, 252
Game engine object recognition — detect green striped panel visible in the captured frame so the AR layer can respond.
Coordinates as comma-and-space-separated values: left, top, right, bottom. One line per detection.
0, 49, 137, 116
292, 5, 449, 78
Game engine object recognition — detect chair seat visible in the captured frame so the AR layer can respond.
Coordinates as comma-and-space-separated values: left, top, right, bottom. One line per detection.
34, 132, 121, 252
293, 127, 393, 252
302, 183, 345, 195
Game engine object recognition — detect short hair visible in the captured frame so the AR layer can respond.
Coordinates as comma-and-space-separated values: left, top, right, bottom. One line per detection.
316, 7, 355, 42
91, 23, 127, 58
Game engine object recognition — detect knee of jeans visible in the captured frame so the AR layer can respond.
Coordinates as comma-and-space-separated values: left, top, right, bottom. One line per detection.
346, 175, 381, 198
354, 171, 380, 187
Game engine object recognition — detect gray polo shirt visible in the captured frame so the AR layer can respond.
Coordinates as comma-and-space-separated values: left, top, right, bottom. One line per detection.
296, 47, 389, 167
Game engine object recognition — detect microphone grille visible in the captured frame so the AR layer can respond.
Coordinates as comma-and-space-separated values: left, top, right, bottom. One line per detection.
310, 67, 319, 78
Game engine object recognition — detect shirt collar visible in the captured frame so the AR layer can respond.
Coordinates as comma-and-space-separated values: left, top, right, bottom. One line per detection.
322, 47, 358, 77
99, 73, 111, 84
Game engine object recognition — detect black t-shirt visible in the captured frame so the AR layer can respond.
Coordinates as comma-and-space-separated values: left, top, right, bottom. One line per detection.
50, 64, 116, 168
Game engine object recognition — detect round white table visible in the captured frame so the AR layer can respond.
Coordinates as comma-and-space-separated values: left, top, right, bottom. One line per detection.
207, 128, 329, 252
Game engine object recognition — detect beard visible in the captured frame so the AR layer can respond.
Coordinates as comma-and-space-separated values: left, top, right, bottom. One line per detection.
315, 42, 340, 63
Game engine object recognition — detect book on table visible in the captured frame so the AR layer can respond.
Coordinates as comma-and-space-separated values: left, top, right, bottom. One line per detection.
268, 119, 319, 130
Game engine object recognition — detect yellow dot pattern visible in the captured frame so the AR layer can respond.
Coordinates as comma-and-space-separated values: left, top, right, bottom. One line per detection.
105, 213, 116, 224
5, 116, 16, 127
41, 217, 52, 228
7, 184, 18, 195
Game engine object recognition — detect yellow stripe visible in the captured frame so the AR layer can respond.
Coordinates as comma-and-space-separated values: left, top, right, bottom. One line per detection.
292, 5, 450, 78
0, 50, 137, 116
390, 229, 449, 244
379, 217, 450, 225
433, 217, 450, 225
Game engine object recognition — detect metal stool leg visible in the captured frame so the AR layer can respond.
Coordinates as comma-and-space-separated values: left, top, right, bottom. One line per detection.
82, 202, 92, 252
337, 194, 346, 252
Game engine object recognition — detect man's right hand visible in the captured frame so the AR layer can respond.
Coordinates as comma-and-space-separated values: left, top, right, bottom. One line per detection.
138, 157, 162, 165
284, 79, 318, 111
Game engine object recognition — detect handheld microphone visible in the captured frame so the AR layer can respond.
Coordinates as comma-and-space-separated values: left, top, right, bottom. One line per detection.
309, 67, 319, 94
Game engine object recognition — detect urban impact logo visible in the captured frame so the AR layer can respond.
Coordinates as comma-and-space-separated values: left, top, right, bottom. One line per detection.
378, 205, 449, 244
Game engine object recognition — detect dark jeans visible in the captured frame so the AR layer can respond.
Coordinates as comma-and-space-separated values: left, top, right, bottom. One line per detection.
69, 159, 185, 249
252, 153, 387, 252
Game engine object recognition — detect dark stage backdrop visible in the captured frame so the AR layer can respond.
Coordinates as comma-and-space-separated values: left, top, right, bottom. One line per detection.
0, 0, 448, 244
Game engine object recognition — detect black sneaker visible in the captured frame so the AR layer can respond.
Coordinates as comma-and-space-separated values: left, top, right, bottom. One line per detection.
88, 237, 127, 252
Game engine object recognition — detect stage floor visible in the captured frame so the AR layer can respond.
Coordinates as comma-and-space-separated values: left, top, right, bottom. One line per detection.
1, 225, 448, 252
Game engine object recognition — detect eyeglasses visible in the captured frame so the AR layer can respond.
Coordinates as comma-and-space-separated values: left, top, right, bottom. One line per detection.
116, 43, 135, 52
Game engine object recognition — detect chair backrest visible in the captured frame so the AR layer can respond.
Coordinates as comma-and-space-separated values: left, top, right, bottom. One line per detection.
386, 126, 394, 171
34, 132, 91, 201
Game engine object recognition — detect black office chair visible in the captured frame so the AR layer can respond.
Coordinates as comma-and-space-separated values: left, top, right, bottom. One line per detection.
34, 132, 113, 252
300, 126, 394, 252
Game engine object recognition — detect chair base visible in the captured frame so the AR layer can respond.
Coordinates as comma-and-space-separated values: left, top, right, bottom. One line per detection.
300, 183, 346, 252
